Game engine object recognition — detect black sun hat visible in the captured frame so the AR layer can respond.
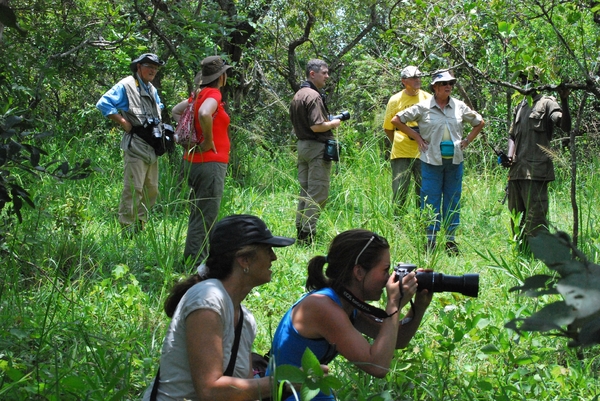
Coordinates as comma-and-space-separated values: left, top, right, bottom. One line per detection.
129, 53, 165, 73
209, 214, 295, 256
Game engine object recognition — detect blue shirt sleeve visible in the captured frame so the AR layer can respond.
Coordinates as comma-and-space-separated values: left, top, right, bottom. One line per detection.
155, 91, 164, 111
96, 83, 129, 117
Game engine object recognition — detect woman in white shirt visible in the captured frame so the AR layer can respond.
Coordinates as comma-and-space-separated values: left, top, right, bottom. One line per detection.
143, 214, 294, 401
392, 70, 484, 255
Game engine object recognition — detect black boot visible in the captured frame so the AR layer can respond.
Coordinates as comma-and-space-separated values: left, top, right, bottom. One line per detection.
297, 228, 314, 246
445, 241, 459, 256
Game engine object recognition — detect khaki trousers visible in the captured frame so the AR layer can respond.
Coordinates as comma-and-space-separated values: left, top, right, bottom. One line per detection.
296, 140, 332, 234
183, 161, 227, 264
508, 179, 550, 238
119, 152, 158, 226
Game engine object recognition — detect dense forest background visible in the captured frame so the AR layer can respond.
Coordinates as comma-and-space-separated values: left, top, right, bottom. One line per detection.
1, 0, 600, 400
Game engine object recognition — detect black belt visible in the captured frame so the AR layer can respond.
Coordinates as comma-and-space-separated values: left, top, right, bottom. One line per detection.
397, 126, 418, 140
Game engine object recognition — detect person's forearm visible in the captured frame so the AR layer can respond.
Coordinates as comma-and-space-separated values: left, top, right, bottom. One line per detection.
311, 119, 340, 133
395, 307, 426, 348
199, 116, 215, 152
384, 129, 394, 143
108, 113, 131, 132
194, 376, 273, 401
507, 138, 516, 159
172, 99, 189, 123
367, 316, 400, 378
465, 120, 484, 143
391, 118, 419, 141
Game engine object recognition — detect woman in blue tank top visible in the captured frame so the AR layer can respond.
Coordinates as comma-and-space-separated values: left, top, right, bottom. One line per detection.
268, 229, 433, 400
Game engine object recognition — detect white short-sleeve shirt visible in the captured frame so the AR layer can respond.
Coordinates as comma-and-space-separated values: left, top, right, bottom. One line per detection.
142, 279, 257, 400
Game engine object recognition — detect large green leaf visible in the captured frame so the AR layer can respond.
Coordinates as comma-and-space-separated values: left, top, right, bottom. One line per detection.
556, 274, 600, 318
529, 232, 572, 266
509, 274, 555, 296
578, 316, 600, 346
518, 302, 576, 331
274, 364, 305, 383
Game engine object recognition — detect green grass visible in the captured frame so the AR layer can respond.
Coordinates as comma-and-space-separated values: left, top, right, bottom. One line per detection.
1, 129, 600, 400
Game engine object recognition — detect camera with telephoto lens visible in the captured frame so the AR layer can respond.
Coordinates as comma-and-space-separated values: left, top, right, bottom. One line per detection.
394, 263, 479, 298
330, 111, 350, 121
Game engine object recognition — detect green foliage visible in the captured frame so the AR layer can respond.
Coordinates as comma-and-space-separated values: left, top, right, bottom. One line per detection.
0, 112, 93, 223
274, 348, 343, 401
506, 231, 600, 347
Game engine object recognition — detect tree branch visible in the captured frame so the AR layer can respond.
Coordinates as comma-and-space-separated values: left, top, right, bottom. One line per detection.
533, 0, 589, 79
329, 4, 379, 71
29, 38, 92, 110
133, 0, 191, 89
287, 9, 316, 92
570, 92, 588, 246
442, 35, 600, 98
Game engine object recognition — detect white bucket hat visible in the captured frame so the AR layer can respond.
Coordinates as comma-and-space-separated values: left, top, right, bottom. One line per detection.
431, 70, 457, 85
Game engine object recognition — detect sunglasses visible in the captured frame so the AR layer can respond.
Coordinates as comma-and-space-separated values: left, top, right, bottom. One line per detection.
141, 64, 160, 71
354, 234, 387, 266
437, 81, 455, 87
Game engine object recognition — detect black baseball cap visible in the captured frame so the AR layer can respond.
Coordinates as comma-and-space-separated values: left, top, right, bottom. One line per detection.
209, 214, 295, 256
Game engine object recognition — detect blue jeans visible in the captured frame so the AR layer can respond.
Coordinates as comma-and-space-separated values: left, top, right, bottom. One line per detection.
420, 160, 463, 240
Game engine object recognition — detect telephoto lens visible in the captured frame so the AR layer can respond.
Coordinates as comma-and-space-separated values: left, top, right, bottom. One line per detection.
394, 263, 479, 298
415, 271, 479, 298
331, 111, 350, 121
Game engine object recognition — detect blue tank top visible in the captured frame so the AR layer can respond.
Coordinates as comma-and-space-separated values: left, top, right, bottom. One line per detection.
267, 287, 355, 401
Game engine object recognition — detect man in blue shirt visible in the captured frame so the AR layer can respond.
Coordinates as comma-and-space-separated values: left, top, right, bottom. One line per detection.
96, 53, 165, 235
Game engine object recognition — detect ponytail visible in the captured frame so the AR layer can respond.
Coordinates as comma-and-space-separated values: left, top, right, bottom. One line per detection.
306, 255, 330, 291
164, 274, 202, 318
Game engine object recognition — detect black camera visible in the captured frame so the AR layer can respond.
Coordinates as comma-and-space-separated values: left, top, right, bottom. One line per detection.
162, 123, 174, 138
151, 125, 162, 139
141, 118, 175, 155
394, 263, 479, 298
489, 145, 512, 168
330, 111, 350, 121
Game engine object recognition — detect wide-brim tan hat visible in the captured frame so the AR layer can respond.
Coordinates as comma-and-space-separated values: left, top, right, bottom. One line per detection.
199, 56, 232, 85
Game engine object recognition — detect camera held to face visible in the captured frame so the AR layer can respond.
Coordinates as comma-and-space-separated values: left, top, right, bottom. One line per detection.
394, 263, 479, 298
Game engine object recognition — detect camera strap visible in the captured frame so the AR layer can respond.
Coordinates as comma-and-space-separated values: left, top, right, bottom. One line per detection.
338, 288, 398, 320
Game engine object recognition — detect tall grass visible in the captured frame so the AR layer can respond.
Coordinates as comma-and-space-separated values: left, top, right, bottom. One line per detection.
1, 122, 599, 400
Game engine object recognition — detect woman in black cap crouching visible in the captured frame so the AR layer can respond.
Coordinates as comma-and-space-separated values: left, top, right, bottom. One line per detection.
142, 214, 294, 401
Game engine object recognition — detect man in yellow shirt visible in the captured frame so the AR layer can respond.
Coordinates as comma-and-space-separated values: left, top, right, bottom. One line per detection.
382, 66, 431, 215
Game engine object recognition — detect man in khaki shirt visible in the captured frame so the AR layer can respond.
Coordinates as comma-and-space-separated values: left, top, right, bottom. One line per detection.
506, 71, 571, 251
